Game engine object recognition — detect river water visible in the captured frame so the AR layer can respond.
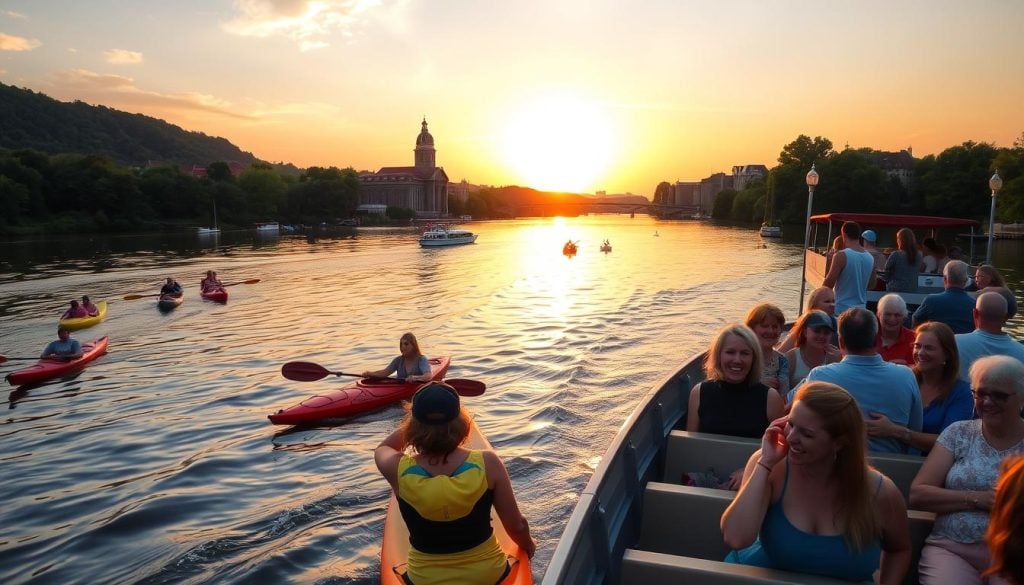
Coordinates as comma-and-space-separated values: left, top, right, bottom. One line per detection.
1, 217, 1022, 584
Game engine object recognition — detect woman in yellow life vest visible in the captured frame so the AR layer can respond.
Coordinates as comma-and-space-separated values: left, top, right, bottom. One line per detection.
375, 383, 536, 584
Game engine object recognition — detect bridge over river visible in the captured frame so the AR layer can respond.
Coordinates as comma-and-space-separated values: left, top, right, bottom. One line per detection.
510, 200, 701, 218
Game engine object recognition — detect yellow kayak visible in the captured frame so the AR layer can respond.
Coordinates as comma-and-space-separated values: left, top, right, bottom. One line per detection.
59, 301, 108, 331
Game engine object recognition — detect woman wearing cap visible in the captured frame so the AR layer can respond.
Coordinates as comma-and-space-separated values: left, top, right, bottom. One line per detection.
866, 321, 973, 454
777, 287, 839, 354
784, 310, 837, 388
363, 332, 433, 383
375, 383, 536, 584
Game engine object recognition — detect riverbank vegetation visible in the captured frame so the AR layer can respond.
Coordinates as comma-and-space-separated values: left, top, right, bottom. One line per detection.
699, 134, 1024, 225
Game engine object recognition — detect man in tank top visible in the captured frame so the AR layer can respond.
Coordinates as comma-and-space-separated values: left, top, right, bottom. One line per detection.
823, 222, 876, 315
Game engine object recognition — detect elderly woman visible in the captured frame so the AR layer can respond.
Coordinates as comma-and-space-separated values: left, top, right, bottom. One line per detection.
722, 382, 912, 582
875, 293, 915, 365
866, 321, 974, 454
745, 303, 789, 396
784, 310, 837, 388
882, 228, 924, 292
687, 324, 784, 489
909, 355, 1024, 585
987, 455, 1024, 585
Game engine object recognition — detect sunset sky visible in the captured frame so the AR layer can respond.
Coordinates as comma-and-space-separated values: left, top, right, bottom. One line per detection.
1, 0, 1023, 195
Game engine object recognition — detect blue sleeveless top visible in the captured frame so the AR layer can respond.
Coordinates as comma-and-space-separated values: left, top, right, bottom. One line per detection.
834, 248, 875, 315
725, 460, 883, 582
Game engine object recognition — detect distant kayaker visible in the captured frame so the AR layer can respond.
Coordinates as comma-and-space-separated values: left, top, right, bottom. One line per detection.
81, 295, 99, 317
200, 271, 223, 292
41, 327, 83, 360
160, 277, 183, 297
362, 332, 432, 382
61, 300, 89, 320
374, 383, 536, 584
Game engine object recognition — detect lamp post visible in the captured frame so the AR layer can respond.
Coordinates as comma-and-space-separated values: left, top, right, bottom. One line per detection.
798, 164, 820, 313
986, 170, 1003, 265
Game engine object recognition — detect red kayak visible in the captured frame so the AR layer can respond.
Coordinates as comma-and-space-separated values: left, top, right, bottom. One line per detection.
6, 336, 110, 386
269, 356, 451, 425
201, 288, 228, 302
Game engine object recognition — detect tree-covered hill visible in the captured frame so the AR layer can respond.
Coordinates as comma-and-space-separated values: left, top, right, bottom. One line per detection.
0, 83, 258, 167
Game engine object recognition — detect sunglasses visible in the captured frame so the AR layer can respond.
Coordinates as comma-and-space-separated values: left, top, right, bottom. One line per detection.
972, 388, 1014, 404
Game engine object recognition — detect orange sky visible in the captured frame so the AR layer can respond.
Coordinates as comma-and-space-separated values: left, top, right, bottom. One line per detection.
2, 1, 1023, 195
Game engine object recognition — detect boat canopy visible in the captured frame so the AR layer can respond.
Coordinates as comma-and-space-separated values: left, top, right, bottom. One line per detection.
809, 213, 979, 229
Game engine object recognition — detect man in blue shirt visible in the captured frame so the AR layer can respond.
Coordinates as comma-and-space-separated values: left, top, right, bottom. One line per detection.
791, 308, 922, 454
822, 221, 877, 315
41, 327, 83, 360
912, 260, 975, 333
955, 292, 1024, 381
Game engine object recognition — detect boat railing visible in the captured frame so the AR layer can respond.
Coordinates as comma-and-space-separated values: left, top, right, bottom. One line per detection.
541, 356, 703, 585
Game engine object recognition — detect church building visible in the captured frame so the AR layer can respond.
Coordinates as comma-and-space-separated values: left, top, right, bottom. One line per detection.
358, 119, 449, 218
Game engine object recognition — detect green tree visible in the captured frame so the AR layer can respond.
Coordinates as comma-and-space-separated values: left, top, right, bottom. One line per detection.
206, 161, 233, 182
914, 141, 999, 219
653, 181, 673, 205
238, 166, 287, 218
712, 188, 736, 219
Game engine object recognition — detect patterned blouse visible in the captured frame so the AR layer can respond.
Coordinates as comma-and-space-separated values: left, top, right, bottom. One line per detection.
932, 419, 1024, 543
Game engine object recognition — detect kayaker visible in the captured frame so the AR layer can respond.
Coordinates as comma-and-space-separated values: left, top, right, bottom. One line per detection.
41, 327, 83, 360
81, 295, 99, 317
200, 271, 223, 292
374, 383, 536, 584
362, 332, 433, 382
61, 300, 89, 320
160, 277, 183, 297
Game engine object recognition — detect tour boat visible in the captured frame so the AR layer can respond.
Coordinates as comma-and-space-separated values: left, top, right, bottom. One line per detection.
541, 351, 932, 585
803, 213, 980, 311
419, 224, 478, 247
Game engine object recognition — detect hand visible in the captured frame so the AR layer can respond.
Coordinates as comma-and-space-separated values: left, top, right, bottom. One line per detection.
722, 468, 745, 491
760, 415, 789, 466
524, 536, 537, 559
825, 344, 841, 361
972, 489, 996, 511
865, 412, 897, 438
765, 377, 780, 390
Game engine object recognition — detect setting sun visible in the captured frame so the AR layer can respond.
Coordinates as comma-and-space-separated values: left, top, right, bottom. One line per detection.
499, 94, 618, 193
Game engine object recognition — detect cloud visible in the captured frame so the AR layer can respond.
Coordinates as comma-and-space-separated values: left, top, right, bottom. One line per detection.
223, 0, 382, 50
4, 11, 28, 19
0, 32, 41, 51
104, 49, 144, 64
51, 69, 256, 120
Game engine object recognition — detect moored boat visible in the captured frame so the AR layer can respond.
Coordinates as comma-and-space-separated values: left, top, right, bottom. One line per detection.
758, 223, 782, 238
5, 336, 110, 386
380, 414, 533, 585
268, 357, 451, 425
255, 222, 280, 232
419, 225, 478, 247
158, 294, 184, 310
59, 301, 108, 330
200, 288, 228, 303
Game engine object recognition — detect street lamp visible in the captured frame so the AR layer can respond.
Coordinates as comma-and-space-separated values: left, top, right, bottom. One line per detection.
798, 164, 820, 313
986, 170, 1002, 265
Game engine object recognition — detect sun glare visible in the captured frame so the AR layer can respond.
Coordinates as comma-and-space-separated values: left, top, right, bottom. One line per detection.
500, 95, 617, 193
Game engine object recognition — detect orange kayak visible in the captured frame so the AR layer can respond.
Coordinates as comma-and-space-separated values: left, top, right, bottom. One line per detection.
380, 416, 533, 585
6, 336, 109, 386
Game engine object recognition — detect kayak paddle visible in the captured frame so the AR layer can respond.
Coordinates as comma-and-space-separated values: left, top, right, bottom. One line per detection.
123, 293, 163, 300
125, 278, 259, 299
0, 356, 45, 363
280, 361, 486, 396
223, 278, 261, 287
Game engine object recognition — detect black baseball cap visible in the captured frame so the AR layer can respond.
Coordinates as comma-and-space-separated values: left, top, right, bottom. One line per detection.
412, 382, 460, 424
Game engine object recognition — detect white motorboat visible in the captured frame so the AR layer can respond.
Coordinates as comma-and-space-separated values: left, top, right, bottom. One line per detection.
419, 224, 478, 247
255, 222, 280, 232
758, 223, 782, 238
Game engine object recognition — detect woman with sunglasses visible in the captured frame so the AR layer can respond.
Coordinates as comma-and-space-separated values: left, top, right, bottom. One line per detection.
362, 332, 433, 382
910, 355, 1024, 584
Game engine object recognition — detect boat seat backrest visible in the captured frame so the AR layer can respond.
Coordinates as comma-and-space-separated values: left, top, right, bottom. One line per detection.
621, 549, 863, 585
663, 430, 924, 502
632, 482, 934, 585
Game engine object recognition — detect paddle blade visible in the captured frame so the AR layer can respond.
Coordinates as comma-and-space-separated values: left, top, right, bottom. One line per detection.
281, 361, 331, 382
224, 279, 261, 286
447, 378, 486, 397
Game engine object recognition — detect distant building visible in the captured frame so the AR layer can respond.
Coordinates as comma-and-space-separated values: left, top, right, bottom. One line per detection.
449, 179, 470, 204
673, 181, 700, 206
731, 164, 768, 191
359, 118, 450, 218
873, 148, 915, 185
699, 172, 734, 213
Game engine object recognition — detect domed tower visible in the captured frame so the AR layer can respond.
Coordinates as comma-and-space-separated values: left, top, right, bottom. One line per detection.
414, 117, 436, 171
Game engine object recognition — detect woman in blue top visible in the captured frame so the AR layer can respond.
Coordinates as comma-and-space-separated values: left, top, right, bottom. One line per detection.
722, 382, 911, 583
865, 321, 974, 454
363, 332, 433, 382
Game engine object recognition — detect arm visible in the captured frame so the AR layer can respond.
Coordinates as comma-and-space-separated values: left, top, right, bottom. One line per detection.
374, 428, 406, 492
721, 417, 787, 549
484, 450, 536, 558
775, 353, 789, 396
363, 357, 399, 379
685, 383, 702, 432
909, 442, 991, 512
776, 334, 796, 354
405, 356, 432, 382
911, 300, 929, 328
785, 348, 798, 387
40, 342, 56, 359
65, 340, 83, 360
822, 249, 846, 288
876, 475, 912, 585
865, 413, 939, 453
